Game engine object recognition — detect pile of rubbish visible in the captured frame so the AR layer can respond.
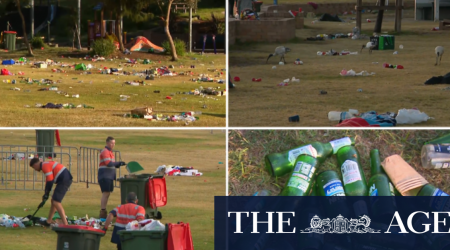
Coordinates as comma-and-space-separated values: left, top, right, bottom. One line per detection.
155, 165, 203, 176
424, 72, 450, 85
328, 109, 432, 127
126, 219, 165, 231
1, 213, 106, 229
34, 103, 94, 109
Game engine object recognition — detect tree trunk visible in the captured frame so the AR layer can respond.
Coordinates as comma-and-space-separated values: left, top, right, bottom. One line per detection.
165, 0, 178, 61
75, 23, 81, 50
16, 0, 34, 56
117, 12, 124, 51
77, 0, 81, 50
374, 0, 385, 33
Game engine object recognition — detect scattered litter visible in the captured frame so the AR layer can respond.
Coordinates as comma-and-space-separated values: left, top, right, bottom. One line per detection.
399, 45, 404, 49
383, 63, 404, 69
294, 59, 303, 65
272, 66, 276, 69
357, 88, 363, 92
396, 109, 432, 124
155, 165, 203, 176
252, 78, 261, 82
320, 90, 327, 95
393, 51, 398, 55
288, 115, 300, 122
340, 69, 375, 76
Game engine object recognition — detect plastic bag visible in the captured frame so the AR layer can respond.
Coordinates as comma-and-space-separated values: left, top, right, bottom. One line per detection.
396, 109, 432, 124
126, 220, 140, 231
141, 220, 165, 231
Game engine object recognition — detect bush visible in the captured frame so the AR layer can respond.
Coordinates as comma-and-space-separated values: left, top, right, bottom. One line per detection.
91, 39, 116, 57
30, 37, 45, 49
162, 38, 186, 57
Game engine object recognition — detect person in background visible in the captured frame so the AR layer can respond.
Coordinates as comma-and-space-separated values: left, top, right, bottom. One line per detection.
29, 158, 73, 227
103, 192, 146, 250
98, 136, 126, 219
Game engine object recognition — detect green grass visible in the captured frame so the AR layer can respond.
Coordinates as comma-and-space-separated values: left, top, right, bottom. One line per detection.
0, 47, 226, 127
229, 9, 449, 126
178, 7, 225, 20
0, 130, 226, 250
228, 130, 450, 196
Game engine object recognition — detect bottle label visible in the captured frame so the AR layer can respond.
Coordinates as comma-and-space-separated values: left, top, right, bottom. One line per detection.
288, 145, 318, 164
432, 188, 449, 196
341, 160, 362, 185
287, 161, 315, 192
369, 184, 378, 196
434, 144, 450, 154
330, 137, 352, 154
323, 180, 345, 196
434, 162, 450, 169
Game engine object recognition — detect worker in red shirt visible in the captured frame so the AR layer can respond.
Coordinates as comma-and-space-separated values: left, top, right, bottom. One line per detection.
29, 158, 73, 226
103, 192, 146, 250
99, 136, 126, 218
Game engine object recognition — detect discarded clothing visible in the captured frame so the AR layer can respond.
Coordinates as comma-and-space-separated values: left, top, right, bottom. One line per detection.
42, 103, 63, 109
424, 72, 450, 85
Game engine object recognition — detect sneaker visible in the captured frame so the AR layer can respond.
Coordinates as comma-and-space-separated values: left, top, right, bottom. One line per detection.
99, 209, 107, 219
40, 220, 52, 227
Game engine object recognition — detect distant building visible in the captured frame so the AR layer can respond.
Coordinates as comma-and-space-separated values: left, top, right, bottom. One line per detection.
415, 0, 450, 20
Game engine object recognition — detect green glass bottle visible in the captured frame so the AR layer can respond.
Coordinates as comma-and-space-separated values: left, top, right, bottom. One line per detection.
265, 137, 355, 177
279, 155, 317, 196
417, 184, 449, 196
336, 145, 368, 196
368, 149, 394, 196
315, 170, 345, 197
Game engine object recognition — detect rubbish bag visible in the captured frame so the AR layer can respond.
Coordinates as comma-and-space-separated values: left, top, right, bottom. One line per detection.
140, 220, 165, 231
125, 220, 140, 231
396, 109, 431, 124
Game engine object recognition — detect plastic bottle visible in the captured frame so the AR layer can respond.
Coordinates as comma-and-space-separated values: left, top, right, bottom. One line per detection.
328, 110, 358, 121
421, 144, 450, 169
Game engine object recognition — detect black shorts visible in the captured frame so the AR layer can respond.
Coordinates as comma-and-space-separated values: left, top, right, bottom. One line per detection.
52, 180, 72, 203
99, 179, 114, 193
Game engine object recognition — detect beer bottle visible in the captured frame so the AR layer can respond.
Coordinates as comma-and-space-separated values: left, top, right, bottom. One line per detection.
316, 170, 345, 197
279, 155, 316, 196
265, 137, 355, 177
417, 184, 449, 196
336, 145, 368, 196
421, 144, 450, 169
368, 149, 394, 196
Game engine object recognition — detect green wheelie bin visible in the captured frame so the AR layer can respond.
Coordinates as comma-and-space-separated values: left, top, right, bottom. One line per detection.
118, 226, 168, 250
52, 225, 105, 250
3, 31, 17, 51
118, 174, 167, 219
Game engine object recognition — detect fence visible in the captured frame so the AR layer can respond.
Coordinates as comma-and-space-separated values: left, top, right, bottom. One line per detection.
0, 145, 122, 190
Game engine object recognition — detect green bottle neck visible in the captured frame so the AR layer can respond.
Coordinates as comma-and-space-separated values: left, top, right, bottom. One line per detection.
370, 149, 384, 176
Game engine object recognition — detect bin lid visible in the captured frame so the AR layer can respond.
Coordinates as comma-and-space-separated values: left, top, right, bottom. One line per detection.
3, 31, 17, 34
126, 161, 144, 173
52, 225, 106, 235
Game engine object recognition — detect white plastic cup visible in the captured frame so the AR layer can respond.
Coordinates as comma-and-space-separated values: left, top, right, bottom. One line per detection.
328, 111, 354, 121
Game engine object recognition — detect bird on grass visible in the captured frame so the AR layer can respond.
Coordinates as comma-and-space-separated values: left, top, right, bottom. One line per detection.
435, 46, 444, 66
266, 46, 291, 64
361, 41, 377, 54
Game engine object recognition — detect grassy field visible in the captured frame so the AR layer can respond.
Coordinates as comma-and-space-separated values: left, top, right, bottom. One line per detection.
0, 130, 226, 250
228, 130, 450, 196
229, 9, 449, 127
0, 48, 226, 127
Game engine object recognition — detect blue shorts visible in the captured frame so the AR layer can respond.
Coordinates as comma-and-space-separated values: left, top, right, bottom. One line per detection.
52, 180, 72, 203
52, 169, 72, 203
99, 179, 114, 193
